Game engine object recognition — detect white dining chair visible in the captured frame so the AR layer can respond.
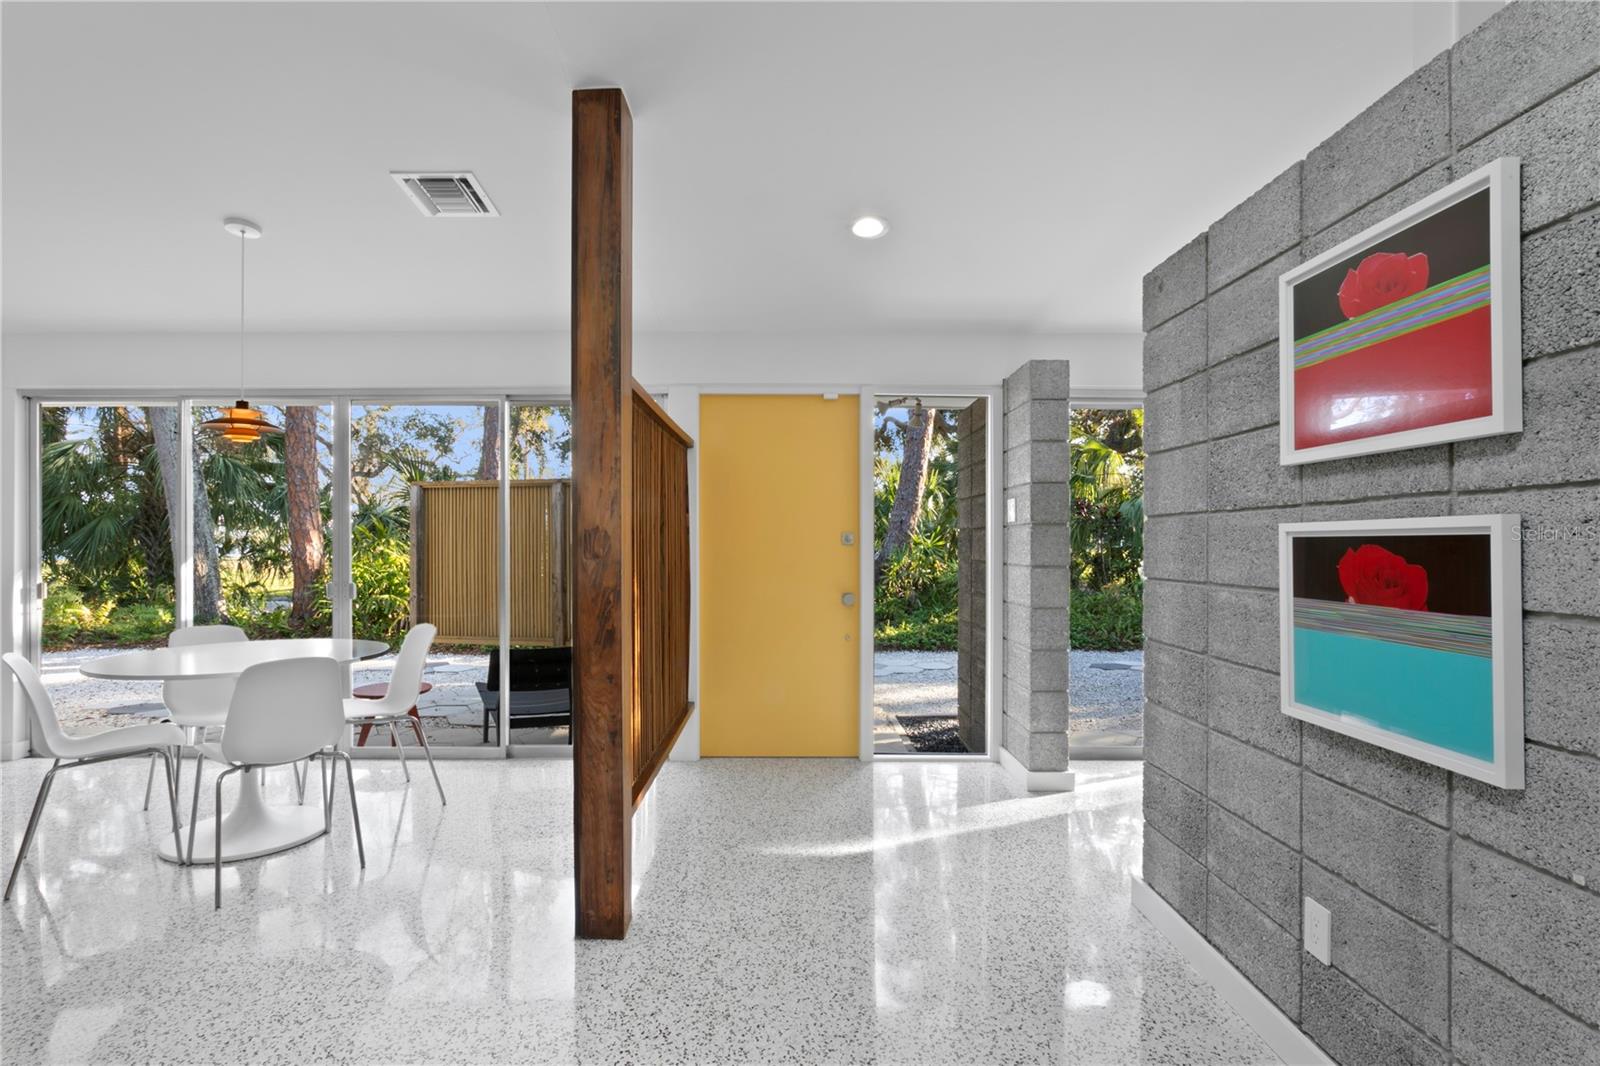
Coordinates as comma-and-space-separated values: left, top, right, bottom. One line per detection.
344, 623, 445, 805
192, 656, 363, 908
2, 652, 186, 902
143, 625, 250, 812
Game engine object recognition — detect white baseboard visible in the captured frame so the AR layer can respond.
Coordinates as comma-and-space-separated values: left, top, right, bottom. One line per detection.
2, 739, 31, 762
1131, 876, 1332, 1066
998, 746, 1076, 792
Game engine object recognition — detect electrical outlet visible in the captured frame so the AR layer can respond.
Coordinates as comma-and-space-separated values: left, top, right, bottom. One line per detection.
1304, 897, 1331, 964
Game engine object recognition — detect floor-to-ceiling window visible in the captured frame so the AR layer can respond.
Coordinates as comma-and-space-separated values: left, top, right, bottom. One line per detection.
35, 403, 178, 735
349, 401, 500, 749
505, 401, 573, 747
1067, 404, 1145, 753
871, 395, 990, 756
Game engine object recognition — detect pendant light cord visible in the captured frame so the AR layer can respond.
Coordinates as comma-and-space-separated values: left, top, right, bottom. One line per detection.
239, 229, 247, 398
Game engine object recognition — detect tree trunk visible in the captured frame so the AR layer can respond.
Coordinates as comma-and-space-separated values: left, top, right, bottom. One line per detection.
148, 407, 224, 622
285, 406, 325, 629
477, 403, 502, 481
876, 403, 936, 575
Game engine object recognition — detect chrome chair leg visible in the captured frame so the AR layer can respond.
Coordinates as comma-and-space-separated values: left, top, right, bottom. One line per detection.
293, 761, 307, 805
143, 753, 158, 811
186, 749, 206, 866
335, 750, 366, 868
214, 766, 241, 909
406, 715, 446, 805
4, 760, 61, 902
387, 721, 411, 782
157, 749, 184, 861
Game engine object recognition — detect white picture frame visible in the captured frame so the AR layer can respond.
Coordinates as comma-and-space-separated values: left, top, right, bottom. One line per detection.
1279, 514, 1523, 789
1279, 157, 1521, 465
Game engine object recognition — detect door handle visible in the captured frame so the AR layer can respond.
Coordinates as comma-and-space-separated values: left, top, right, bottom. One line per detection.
841, 593, 856, 607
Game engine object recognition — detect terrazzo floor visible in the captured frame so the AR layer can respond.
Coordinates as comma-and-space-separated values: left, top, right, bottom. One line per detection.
0, 755, 1275, 1064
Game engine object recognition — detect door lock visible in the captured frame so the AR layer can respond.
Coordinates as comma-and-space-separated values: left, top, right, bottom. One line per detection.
841, 593, 856, 607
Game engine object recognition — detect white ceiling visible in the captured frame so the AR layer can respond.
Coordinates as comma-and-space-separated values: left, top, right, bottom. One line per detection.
2, 2, 1438, 335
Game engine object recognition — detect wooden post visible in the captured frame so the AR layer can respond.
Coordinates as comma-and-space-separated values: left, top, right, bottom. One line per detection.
571, 87, 634, 940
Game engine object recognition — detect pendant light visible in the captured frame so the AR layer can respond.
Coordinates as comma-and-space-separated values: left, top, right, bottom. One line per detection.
200, 217, 281, 444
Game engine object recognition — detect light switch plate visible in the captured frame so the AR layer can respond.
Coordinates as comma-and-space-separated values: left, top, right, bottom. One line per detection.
1006, 498, 1016, 523
1304, 897, 1331, 964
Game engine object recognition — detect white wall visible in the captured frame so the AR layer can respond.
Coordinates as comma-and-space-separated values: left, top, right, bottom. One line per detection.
0, 329, 1143, 396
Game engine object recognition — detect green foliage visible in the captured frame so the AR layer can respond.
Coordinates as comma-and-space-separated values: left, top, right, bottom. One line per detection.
872, 416, 961, 650
1070, 585, 1144, 651
351, 521, 412, 644
1071, 408, 1145, 593
42, 586, 174, 647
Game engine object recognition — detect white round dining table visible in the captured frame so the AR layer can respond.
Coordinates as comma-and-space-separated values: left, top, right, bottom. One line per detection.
81, 638, 389, 865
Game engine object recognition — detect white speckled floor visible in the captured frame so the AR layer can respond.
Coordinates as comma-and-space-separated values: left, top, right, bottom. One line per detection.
0, 755, 1274, 1065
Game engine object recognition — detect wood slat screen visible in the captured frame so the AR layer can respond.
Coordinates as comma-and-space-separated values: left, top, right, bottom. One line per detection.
410, 479, 572, 646
630, 385, 693, 805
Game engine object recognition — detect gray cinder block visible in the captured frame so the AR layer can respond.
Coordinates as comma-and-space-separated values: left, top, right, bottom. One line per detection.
1145, 762, 1208, 861
1302, 725, 1450, 827
1143, 302, 1208, 392
1143, 233, 1207, 331
1301, 861, 1449, 1043
1303, 53, 1451, 233
1144, 442, 1209, 516
1458, 485, 1600, 617
1205, 343, 1278, 439
1206, 875, 1301, 1019
1207, 249, 1301, 365
1452, 839, 1600, 1026
1144, 640, 1208, 723
1207, 428, 1300, 510
1207, 586, 1279, 674
1145, 700, 1209, 792
1302, 163, 1452, 262
1451, 0, 1600, 147
1523, 616, 1600, 757
1208, 803, 1301, 934
1451, 951, 1600, 1066
1143, 373, 1209, 453
1455, 743, 1600, 888
1300, 958, 1447, 1066
1302, 774, 1449, 932
1207, 658, 1300, 762
1455, 73, 1600, 233
1521, 210, 1600, 361
1208, 164, 1302, 293
1144, 515, 1208, 582
1455, 348, 1600, 490
1144, 826, 1208, 931
1299, 444, 1450, 504
1207, 507, 1299, 590
1207, 730, 1300, 846
1144, 579, 1209, 654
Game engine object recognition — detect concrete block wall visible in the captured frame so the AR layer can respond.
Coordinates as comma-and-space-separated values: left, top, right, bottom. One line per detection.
1001, 361, 1071, 772
1140, 4, 1600, 1062
956, 398, 988, 754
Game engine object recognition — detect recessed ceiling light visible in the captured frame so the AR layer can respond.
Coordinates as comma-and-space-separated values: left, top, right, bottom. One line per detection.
851, 215, 889, 240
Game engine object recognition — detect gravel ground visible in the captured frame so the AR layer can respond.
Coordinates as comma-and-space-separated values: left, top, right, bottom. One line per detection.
872, 649, 1143, 751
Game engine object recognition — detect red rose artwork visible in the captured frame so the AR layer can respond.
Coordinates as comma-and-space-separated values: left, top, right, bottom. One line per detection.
1337, 544, 1429, 611
1336, 252, 1429, 319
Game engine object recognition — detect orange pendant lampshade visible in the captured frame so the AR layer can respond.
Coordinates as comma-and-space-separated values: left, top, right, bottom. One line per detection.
202, 217, 279, 444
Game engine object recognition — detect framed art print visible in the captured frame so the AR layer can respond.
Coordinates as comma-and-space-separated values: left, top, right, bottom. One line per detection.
1279, 157, 1521, 465
1279, 515, 1523, 788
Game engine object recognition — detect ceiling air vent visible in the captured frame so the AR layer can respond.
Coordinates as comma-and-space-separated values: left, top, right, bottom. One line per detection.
391, 172, 499, 218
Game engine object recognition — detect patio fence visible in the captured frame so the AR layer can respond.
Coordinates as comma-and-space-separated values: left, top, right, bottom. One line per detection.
409, 479, 572, 646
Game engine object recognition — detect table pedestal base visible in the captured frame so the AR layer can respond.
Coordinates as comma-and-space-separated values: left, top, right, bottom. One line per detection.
159, 767, 327, 864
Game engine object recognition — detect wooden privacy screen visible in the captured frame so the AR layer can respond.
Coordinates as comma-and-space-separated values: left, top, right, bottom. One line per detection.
409, 480, 572, 646
630, 385, 693, 806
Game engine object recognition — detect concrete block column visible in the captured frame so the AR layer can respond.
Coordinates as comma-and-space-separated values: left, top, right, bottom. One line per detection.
1000, 360, 1074, 791
955, 398, 987, 754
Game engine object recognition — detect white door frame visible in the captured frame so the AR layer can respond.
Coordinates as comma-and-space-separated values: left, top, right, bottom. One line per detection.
859, 385, 1004, 764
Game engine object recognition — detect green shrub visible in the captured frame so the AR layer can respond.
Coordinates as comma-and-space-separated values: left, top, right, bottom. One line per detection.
1070, 585, 1144, 651
43, 585, 173, 648
352, 523, 412, 644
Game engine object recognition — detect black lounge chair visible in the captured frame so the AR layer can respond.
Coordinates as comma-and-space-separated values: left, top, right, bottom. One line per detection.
476, 646, 573, 744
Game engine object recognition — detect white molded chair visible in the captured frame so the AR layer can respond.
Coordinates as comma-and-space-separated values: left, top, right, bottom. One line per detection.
144, 625, 250, 811
344, 624, 445, 804
192, 657, 363, 909
2, 652, 185, 902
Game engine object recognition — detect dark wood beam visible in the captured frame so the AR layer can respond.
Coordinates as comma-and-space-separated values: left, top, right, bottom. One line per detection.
571, 86, 634, 940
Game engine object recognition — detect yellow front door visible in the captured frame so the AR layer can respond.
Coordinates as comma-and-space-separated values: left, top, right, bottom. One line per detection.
699, 394, 859, 756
